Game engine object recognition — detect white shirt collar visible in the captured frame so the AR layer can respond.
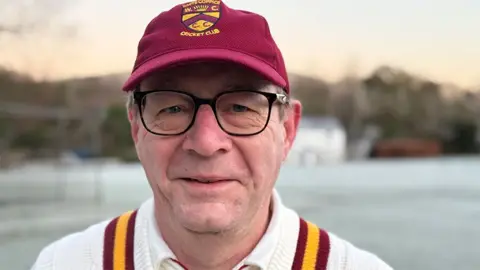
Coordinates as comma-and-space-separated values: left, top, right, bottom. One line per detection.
147, 206, 177, 267
238, 189, 282, 269
146, 189, 283, 270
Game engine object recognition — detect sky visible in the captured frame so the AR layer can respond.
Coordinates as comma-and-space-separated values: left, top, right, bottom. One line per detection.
1, 0, 479, 88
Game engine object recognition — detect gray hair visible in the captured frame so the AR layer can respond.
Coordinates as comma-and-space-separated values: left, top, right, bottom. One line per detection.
126, 91, 136, 113
126, 83, 290, 119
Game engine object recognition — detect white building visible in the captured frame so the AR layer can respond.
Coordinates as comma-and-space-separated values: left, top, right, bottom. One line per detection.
286, 116, 347, 166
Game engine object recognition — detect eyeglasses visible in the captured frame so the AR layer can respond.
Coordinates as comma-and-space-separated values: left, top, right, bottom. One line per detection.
133, 89, 288, 136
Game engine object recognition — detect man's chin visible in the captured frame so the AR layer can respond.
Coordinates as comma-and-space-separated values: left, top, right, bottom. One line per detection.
181, 218, 235, 234
177, 206, 238, 234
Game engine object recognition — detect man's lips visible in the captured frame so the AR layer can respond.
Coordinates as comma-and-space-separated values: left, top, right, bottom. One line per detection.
180, 177, 232, 184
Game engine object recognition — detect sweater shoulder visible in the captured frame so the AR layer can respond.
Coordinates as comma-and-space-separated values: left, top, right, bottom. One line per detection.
326, 231, 394, 270
30, 218, 112, 270
286, 211, 393, 270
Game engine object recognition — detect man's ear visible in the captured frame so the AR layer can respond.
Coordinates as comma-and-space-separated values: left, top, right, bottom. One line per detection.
282, 100, 302, 160
128, 108, 140, 144
128, 108, 144, 162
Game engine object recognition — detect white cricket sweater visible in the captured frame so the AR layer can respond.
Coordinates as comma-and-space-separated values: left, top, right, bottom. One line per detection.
31, 190, 393, 270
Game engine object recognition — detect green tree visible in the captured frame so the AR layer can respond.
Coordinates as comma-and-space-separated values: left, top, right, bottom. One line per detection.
101, 105, 136, 162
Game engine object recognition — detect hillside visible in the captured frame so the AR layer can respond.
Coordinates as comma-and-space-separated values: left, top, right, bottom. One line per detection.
0, 65, 478, 166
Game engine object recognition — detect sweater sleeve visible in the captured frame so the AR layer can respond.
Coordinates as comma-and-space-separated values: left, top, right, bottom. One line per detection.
30, 220, 110, 270
30, 240, 57, 270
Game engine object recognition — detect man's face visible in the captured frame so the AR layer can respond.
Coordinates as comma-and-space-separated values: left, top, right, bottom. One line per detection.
129, 61, 301, 233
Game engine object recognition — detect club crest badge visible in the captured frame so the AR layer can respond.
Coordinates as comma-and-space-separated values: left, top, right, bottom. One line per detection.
180, 0, 221, 36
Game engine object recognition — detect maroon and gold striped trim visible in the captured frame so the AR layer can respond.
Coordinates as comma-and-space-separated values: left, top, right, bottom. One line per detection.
103, 212, 329, 270
103, 210, 138, 270
292, 218, 331, 270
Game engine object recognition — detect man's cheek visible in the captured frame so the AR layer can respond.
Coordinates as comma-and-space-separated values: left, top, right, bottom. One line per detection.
135, 133, 152, 163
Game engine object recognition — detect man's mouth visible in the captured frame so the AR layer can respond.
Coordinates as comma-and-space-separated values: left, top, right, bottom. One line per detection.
181, 178, 229, 184
183, 178, 211, 183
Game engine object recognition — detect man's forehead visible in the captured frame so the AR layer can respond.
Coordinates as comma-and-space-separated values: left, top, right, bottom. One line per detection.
141, 61, 266, 89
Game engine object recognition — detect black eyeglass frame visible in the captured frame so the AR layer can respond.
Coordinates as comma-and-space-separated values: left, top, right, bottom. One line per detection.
133, 88, 289, 136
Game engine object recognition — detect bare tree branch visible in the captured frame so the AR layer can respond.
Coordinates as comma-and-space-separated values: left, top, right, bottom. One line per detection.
0, 0, 77, 38
0, 0, 80, 79
0, 25, 23, 34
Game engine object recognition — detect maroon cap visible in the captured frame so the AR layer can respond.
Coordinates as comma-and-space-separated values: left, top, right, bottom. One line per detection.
122, 0, 289, 93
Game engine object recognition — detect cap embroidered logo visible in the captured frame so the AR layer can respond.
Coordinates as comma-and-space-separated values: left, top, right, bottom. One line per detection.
180, 0, 221, 36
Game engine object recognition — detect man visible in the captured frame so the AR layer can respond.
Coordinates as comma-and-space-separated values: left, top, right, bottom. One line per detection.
32, 1, 393, 269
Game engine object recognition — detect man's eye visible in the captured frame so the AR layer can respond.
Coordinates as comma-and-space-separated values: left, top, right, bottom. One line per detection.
232, 104, 249, 112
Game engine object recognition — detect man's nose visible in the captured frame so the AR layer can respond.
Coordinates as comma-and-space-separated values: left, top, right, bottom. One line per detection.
182, 105, 232, 157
